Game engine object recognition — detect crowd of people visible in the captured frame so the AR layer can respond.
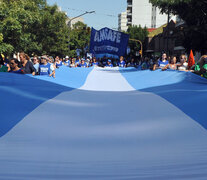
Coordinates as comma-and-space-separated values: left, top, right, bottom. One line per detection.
0, 52, 207, 79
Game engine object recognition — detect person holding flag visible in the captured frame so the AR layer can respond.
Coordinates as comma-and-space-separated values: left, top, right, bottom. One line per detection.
105, 59, 113, 67
118, 56, 126, 68
78, 59, 88, 68
153, 53, 169, 71
55, 56, 63, 68
39, 56, 55, 78
91, 57, 99, 67
64, 56, 70, 67
177, 55, 188, 71
9, 58, 24, 74
194, 55, 207, 78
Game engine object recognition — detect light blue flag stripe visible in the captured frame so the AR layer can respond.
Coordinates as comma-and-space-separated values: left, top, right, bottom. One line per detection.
0, 67, 207, 179
120, 67, 207, 130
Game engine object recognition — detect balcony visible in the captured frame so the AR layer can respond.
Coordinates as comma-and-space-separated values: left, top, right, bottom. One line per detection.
127, 5, 132, 9
127, 10, 132, 16
127, 0, 132, 8
127, 13, 132, 18
127, 7, 132, 13
127, 3, 132, 8
127, 17, 132, 26
127, 22, 132, 26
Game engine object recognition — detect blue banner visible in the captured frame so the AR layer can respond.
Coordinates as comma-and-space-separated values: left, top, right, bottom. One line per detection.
89, 27, 129, 58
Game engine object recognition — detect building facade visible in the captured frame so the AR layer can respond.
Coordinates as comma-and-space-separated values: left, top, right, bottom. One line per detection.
127, 0, 171, 28
118, 11, 128, 32
146, 20, 188, 57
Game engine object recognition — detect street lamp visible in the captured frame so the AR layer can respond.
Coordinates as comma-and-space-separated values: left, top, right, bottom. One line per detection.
68, 11, 95, 53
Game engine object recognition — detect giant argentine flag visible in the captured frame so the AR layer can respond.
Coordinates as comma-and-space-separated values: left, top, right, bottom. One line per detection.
0, 66, 207, 179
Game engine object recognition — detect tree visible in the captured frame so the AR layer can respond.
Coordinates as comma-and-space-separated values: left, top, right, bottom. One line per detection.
149, 0, 207, 54
127, 25, 148, 57
0, 33, 13, 55
37, 4, 70, 56
0, 0, 42, 54
0, 0, 70, 56
69, 21, 91, 57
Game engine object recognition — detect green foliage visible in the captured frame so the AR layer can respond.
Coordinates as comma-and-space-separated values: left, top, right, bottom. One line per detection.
0, 0, 70, 56
37, 5, 70, 56
149, 0, 191, 9
0, 33, 3, 43
127, 25, 149, 56
69, 21, 91, 57
0, 43, 14, 54
150, 0, 207, 53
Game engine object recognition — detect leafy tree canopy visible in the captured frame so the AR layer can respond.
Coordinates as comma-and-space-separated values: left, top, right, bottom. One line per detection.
69, 21, 91, 57
0, 0, 70, 56
127, 25, 149, 57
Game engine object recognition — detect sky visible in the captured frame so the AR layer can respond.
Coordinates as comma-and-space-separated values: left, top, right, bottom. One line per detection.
47, 0, 126, 30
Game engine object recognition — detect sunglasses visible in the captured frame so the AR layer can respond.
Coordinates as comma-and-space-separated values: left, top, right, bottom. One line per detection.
10, 63, 15, 65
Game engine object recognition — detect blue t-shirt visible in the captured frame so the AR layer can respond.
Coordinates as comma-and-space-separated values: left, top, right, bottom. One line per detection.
158, 60, 169, 68
75, 60, 80, 64
10, 69, 23, 74
56, 61, 62, 68
128, 62, 137, 67
39, 63, 51, 76
92, 62, 99, 67
118, 61, 126, 67
105, 64, 113, 67
141, 62, 149, 69
78, 63, 87, 68
4, 63, 8, 66
64, 60, 70, 67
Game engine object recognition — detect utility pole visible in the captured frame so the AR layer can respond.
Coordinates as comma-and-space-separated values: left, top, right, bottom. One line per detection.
68, 11, 95, 53
166, 6, 170, 56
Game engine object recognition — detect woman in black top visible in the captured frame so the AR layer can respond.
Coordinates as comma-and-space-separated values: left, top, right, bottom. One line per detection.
19, 53, 36, 75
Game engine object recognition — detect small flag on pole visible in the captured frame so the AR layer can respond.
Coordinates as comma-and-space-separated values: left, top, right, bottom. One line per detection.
188, 49, 195, 69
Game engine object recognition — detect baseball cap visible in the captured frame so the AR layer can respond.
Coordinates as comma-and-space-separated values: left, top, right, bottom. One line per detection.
41, 56, 47, 60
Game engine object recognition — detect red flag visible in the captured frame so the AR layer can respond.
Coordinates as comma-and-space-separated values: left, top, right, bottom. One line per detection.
188, 50, 195, 69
